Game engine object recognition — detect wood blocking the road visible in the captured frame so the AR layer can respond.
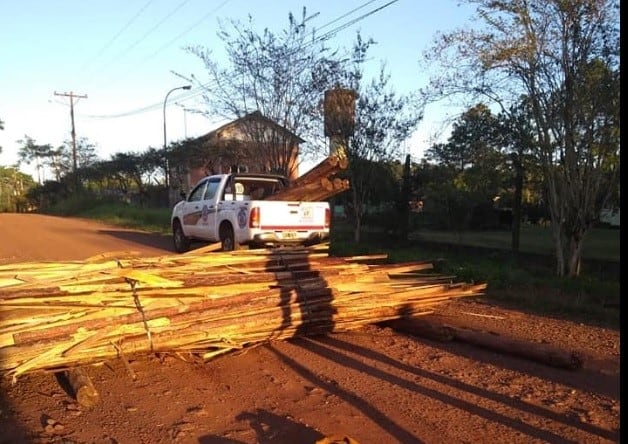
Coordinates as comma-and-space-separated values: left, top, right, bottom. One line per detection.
0, 244, 486, 382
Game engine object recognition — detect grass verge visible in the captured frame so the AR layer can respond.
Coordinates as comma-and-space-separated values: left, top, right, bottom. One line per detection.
45, 198, 171, 234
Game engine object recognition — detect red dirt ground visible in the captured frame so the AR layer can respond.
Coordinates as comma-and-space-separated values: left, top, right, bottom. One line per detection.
0, 213, 620, 444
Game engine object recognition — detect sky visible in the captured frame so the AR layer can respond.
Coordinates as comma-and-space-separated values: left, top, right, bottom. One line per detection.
0, 0, 476, 179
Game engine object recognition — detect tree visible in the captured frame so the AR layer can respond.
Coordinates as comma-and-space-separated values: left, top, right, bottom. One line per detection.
413, 161, 473, 235
0, 166, 35, 212
339, 36, 421, 242
185, 8, 340, 175
427, 104, 505, 182
17, 136, 53, 184
395, 154, 413, 241
494, 98, 540, 256
425, 104, 509, 229
422, 0, 620, 277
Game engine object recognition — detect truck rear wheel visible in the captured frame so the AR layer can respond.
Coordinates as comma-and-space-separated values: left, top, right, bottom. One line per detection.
219, 224, 236, 251
173, 220, 191, 253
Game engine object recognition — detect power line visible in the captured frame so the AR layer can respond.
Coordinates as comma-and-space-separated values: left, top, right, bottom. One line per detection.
82, 0, 400, 120
314, 0, 400, 43
94, 0, 233, 91
78, 0, 156, 75
145, 0, 232, 61
315, 0, 380, 32
83, 0, 193, 87
88, 0, 387, 98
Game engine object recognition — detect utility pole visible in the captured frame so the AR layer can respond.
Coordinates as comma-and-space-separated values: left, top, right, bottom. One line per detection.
54, 91, 87, 174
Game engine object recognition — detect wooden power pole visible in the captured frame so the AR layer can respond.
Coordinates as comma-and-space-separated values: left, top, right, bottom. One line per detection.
54, 91, 87, 174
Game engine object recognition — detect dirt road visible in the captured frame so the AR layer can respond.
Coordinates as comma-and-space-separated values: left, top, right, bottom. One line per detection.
0, 214, 620, 443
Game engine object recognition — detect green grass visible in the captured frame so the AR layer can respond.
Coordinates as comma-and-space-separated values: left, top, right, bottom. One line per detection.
410, 225, 620, 262
78, 203, 171, 233
46, 197, 171, 234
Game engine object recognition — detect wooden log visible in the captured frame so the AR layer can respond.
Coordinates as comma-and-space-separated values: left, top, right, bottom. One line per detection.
270, 177, 335, 201
289, 155, 344, 188
388, 317, 581, 370
63, 366, 100, 408
381, 318, 455, 342
448, 325, 583, 370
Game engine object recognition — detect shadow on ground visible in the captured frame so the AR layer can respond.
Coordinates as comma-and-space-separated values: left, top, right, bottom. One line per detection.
197, 408, 324, 444
98, 229, 174, 252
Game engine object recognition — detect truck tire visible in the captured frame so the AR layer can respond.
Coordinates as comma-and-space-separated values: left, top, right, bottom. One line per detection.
219, 223, 236, 251
173, 220, 191, 253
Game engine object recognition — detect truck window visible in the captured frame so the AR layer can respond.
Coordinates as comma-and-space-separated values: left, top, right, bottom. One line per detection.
203, 178, 221, 201
188, 181, 207, 202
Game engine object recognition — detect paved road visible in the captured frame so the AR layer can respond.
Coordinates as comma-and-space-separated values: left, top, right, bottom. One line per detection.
0, 213, 173, 263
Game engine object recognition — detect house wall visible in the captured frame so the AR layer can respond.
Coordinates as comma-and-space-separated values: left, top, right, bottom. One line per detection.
183, 145, 298, 191
173, 112, 302, 192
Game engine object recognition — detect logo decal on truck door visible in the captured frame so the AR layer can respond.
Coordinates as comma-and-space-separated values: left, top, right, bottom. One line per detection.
237, 207, 248, 229
201, 204, 209, 223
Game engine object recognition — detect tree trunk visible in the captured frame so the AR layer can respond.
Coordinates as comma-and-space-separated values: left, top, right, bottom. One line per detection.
567, 233, 585, 277
511, 155, 523, 258
398, 154, 412, 241
354, 216, 361, 243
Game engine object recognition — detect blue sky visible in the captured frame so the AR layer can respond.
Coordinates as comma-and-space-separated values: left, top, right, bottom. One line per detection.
0, 0, 475, 178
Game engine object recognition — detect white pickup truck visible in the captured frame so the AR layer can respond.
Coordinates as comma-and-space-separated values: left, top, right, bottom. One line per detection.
171, 173, 330, 252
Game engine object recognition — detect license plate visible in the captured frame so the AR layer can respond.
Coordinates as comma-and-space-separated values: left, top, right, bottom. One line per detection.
282, 231, 297, 239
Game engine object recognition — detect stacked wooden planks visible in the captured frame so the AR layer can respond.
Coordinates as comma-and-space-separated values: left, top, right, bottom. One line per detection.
0, 244, 486, 382
269, 154, 350, 201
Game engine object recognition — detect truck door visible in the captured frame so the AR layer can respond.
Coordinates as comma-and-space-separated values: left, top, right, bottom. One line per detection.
194, 177, 222, 241
180, 179, 208, 238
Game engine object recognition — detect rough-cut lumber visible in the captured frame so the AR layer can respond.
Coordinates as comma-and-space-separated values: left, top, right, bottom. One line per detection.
384, 317, 582, 370
269, 153, 349, 202
0, 245, 486, 382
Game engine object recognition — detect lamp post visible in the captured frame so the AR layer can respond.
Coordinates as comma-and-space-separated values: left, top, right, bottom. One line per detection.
163, 85, 191, 188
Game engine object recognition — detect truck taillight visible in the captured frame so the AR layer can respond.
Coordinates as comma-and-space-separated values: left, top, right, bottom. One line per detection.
325, 208, 330, 228
249, 207, 260, 228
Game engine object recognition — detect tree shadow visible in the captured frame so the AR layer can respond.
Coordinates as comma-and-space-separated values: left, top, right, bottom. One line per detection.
261, 247, 336, 344
197, 408, 324, 443
0, 383, 38, 443
298, 335, 618, 442
387, 328, 620, 400
196, 246, 337, 444
268, 343, 423, 443
97, 229, 174, 252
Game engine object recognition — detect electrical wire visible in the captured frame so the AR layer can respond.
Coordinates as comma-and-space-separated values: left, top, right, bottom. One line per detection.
83, 0, 193, 87
94, 0, 232, 91
77, 0, 156, 75
82, 0, 400, 120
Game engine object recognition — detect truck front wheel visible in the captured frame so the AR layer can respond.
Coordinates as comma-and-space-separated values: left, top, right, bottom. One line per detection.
173, 220, 191, 253
219, 224, 236, 251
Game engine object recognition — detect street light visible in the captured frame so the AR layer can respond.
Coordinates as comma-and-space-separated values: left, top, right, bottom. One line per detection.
163, 85, 191, 188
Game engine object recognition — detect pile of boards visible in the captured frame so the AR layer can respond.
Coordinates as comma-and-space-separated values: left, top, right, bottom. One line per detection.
269, 154, 350, 201
0, 244, 486, 382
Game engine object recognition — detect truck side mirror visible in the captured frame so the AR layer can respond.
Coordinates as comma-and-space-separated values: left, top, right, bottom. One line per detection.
180, 191, 187, 200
